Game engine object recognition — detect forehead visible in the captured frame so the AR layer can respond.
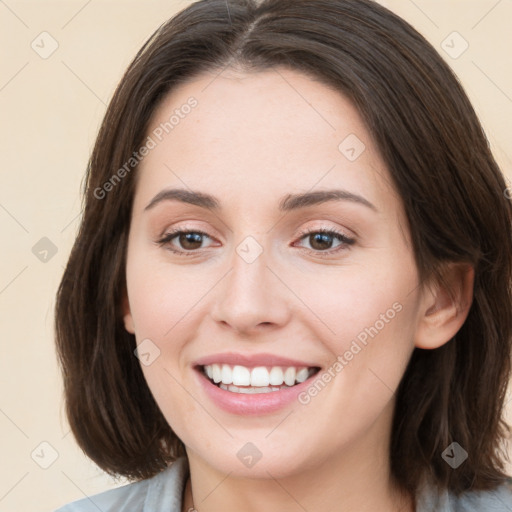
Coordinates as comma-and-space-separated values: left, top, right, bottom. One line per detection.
134, 67, 398, 215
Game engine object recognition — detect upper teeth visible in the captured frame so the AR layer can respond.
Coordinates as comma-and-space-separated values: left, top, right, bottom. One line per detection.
204, 364, 312, 387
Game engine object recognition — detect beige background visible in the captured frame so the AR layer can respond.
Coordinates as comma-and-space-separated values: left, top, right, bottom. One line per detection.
0, 1, 511, 511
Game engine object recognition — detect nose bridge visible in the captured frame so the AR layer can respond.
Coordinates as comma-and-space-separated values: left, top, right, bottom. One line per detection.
210, 235, 290, 333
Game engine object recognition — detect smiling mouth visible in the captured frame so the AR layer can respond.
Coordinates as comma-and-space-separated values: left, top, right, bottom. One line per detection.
199, 364, 321, 394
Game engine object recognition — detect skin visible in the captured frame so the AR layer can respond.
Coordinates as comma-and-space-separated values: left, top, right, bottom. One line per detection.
122, 67, 474, 512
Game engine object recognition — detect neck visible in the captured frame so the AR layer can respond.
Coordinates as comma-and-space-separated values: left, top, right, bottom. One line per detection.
181, 405, 415, 512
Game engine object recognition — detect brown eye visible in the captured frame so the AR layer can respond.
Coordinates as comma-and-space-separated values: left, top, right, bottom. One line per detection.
177, 232, 204, 250
295, 228, 355, 255
308, 232, 336, 251
157, 229, 214, 255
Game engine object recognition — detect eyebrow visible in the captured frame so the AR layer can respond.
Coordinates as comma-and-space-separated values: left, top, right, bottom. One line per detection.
144, 188, 377, 212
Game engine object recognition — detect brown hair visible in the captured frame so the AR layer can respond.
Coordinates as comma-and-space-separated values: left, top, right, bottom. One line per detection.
55, 0, 512, 496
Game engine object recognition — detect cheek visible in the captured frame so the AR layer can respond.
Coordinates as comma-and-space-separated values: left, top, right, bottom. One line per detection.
298, 260, 418, 351
126, 257, 217, 422
126, 253, 213, 341
298, 260, 420, 413
293, 270, 418, 441
139, 360, 204, 448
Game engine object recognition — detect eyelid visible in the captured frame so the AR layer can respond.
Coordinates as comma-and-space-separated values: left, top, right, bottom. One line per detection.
293, 221, 356, 241
156, 220, 217, 238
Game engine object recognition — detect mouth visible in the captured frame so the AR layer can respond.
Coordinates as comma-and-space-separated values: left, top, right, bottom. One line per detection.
197, 364, 321, 394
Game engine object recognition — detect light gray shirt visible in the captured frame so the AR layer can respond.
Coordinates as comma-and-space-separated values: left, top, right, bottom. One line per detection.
54, 457, 512, 511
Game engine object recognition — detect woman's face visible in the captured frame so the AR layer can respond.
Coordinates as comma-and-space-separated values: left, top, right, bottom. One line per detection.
123, 67, 426, 478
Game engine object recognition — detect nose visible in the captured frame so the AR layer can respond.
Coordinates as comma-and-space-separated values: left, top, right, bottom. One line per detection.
209, 243, 291, 336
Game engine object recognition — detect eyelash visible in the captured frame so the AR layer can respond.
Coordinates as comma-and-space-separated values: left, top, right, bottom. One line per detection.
156, 227, 355, 258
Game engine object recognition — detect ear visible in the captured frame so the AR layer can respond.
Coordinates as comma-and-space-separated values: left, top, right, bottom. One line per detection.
414, 263, 474, 349
121, 291, 135, 335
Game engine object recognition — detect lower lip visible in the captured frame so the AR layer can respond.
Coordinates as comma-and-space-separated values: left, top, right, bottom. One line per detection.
194, 368, 319, 415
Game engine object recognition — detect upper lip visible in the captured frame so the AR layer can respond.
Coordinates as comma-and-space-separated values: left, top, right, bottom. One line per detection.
193, 352, 321, 369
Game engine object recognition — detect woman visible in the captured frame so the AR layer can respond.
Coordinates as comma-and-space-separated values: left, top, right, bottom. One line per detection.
54, 0, 512, 510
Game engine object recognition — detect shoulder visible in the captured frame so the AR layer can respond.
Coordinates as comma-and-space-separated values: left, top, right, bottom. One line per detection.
417, 479, 512, 512
450, 481, 512, 511
53, 457, 189, 512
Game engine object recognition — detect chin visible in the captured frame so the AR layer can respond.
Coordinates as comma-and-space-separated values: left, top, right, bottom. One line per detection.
186, 438, 320, 480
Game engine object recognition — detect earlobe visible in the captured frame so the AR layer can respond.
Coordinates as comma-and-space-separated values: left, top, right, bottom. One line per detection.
414, 263, 474, 350
121, 293, 135, 334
